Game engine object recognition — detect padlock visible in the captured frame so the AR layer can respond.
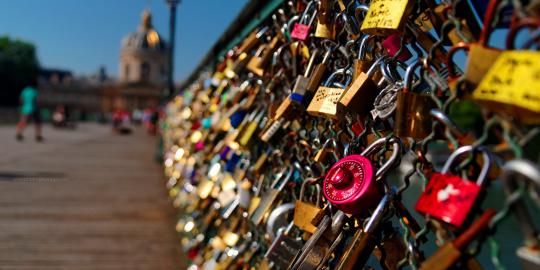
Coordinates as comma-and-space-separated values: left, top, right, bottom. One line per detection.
238, 109, 264, 147
289, 211, 348, 270
247, 35, 280, 77
291, 0, 318, 41
264, 221, 303, 269
305, 45, 334, 93
314, 0, 335, 39
335, 188, 396, 270
337, 43, 385, 121
463, 0, 503, 87
312, 138, 340, 164
307, 68, 352, 119
250, 167, 293, 225
360, 0, 415, 36
323, 137, 401, 215
415, 145, 492, 228
352, 35, 374, 80
394, 59, 438, 139
382, 34, 412, 62
418, 208, 496, 270
266, 202, 295, 241
237, 26, 269, 55
293, 177, 324, 234
501, 160, 540, 270
472, 20, 540, 124
292, 48, 320, 97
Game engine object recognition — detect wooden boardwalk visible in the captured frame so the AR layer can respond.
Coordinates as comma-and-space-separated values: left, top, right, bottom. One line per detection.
0, 124, 184, 269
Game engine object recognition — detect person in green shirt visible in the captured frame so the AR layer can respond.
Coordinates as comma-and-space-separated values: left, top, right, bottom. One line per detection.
16, 82, 43, 141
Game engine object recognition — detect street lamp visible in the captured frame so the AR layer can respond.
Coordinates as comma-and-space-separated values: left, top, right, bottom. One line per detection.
166, 0, 180, 97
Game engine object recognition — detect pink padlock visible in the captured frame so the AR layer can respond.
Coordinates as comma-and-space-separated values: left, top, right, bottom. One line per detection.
382, 34, 412, 62
291, 23, 311, 41
323, 137, 401, 215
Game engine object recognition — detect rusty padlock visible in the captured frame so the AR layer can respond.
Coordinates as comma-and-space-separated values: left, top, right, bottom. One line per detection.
323, 137, 401, 215
415, 145, 492, 228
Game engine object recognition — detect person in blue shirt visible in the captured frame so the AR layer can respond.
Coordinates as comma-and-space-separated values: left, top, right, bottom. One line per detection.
16, 81, 43, 142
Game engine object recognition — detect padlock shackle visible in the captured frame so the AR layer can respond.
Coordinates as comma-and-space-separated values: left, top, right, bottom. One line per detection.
441, 145, 492, 186
402, 58, 436, 93
360, 137, 401, 180
506, 17, 540, 50
430, 108, 465, 138
300, 177, 321, 200
446, 42, 469, 79
501, 159, 540, 248
365, 188, 396, 233
478, 0, 501, 46
304, 48, 321, 77
265, 202, 295, 241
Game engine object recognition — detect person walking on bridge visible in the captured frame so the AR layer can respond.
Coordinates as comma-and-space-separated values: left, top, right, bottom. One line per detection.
15, 81, 43, 142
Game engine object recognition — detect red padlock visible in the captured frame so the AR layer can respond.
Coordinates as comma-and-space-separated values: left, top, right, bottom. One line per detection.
323, 137, 401, 215
382, 34, 412, 62
415, 145, 492, 227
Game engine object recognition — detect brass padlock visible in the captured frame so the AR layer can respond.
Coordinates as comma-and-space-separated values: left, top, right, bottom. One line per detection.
337, 38, 381, 120
314, 0, 336, 39
307, 68, 352, 119
247, 35, 280, 77
361, 0, 414, 36
305, 46, 334, 93
250, 167, 293, 225
394, 59, 439, 139
237, 26, 269, 55
463, 0, 503, 87
293, 178, 324, 234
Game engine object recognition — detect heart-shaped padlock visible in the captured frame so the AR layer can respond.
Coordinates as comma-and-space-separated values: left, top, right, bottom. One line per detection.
323, 137, 401, 215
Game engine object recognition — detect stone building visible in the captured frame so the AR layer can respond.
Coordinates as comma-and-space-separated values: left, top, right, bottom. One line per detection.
102, 10, 168, 112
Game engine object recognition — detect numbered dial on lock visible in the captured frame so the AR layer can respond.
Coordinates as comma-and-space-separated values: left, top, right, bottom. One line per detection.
323, 155, 382, 215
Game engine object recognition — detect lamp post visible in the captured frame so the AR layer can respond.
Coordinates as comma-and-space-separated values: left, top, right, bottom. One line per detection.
166, 0, 180, 97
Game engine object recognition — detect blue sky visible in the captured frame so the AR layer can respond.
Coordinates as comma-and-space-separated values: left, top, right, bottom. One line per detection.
0, 0, 248, 82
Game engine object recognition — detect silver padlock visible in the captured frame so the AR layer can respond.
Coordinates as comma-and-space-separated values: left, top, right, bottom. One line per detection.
502, 159, 540, 270
264, 220, 303, 269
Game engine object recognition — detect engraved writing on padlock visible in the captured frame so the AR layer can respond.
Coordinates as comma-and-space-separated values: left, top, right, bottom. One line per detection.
415, 145, 492, 227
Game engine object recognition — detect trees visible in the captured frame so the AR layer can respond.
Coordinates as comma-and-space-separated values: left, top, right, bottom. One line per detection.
0, 36, 40, 106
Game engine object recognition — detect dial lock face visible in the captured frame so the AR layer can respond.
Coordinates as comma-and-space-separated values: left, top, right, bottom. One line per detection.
323, 155, 381, 214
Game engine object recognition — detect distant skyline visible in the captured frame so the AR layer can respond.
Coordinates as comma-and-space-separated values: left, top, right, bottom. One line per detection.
0, 0, 248, 82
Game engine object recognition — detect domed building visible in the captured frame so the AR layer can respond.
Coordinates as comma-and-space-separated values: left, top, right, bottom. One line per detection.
119, 10, 169, 84
102, 10, 168, 113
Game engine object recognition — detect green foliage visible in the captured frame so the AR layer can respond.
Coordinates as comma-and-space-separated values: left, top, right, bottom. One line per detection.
0, 36, 40, 106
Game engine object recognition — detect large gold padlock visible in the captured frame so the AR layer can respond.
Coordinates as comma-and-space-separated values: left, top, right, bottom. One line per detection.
293, 178, 324, 234
361, 0, 414, 36
394, 59, 439, 139
473, 50, 540, 124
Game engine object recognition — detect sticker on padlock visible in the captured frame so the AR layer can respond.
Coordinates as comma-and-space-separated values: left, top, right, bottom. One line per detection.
323, 137, 401, 215
415, 145, 492, 227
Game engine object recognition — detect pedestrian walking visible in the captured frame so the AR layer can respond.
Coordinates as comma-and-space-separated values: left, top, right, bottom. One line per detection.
15, 82, 43, 142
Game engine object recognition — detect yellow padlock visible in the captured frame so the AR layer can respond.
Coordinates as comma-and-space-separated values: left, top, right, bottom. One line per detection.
361, 0, 414, 36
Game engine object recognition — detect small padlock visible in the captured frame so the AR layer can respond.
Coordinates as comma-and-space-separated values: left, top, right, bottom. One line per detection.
305, 45, 334, 93
415, 145, 492, 227
247, 36, 280, 77
394, 59, 438, 139
314, 0, 335, 39
382, 34, 412, 62
337, 44, 385, 120
307, 68, 352, 119
501, 160, 540, 270
237, 26, 269, 55
360, 0, 415, 36
291, 1, 318, 41
293, 177, 324, 234
292, 48, 320, 97
250, 167, 293, 225
323, 137, 401, 215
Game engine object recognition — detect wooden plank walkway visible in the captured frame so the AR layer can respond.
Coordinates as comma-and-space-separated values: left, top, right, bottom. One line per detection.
0, 123, 184, 270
